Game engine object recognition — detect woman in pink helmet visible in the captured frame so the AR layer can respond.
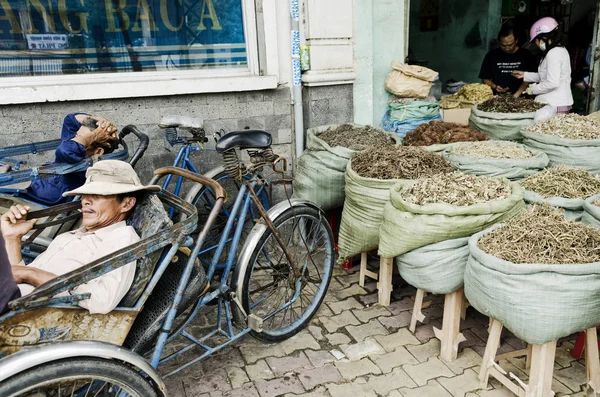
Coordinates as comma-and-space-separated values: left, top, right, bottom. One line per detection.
512, 17, 573, 113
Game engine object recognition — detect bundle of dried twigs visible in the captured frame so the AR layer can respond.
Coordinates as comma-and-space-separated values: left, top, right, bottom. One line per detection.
450, 141, 534, 159
319, 124, 395, 151
527, 114, 600, 140
401, 171, 512, 206
352, 146, 453, 180
478, 204, 600, 264
519, 166, 600, 199
404, 121, 488, 146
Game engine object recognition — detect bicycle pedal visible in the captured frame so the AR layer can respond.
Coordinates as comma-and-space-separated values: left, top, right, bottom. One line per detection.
248, 314, 263, 332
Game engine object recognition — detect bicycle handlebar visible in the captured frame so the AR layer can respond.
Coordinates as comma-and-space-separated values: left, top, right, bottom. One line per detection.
153, 166, 227, 203
119, 125, 150, 168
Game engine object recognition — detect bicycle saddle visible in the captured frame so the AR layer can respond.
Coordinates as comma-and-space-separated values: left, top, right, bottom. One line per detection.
216, 130, 272, 153
159, 115, 204, 129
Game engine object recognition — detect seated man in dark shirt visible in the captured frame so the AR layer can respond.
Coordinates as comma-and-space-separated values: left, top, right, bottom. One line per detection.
21, 113, 119, 206
479, 21, 536, 97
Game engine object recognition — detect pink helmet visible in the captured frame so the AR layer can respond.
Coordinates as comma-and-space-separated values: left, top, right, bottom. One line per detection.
530, 17, 559, 40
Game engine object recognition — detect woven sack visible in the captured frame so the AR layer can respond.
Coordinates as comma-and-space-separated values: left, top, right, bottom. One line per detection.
581, 194, 600, 228
465, 225, 600, 345
522, 188, 585, 221
469, 104, 537, 141
385, 62, 438, 98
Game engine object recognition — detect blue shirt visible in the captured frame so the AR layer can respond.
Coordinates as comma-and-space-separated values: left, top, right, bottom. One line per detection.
22, 113, 89, 206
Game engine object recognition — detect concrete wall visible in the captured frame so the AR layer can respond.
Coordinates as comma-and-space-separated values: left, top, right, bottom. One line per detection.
302, 85, 354, 129
0, 88, 294, 185
408, 0, 502, 85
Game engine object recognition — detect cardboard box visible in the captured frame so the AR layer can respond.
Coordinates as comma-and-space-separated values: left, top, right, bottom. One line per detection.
442, 108, 472, 125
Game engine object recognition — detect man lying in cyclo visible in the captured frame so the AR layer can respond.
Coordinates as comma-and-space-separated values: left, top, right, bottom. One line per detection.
0, 160, 159, 314
19, 113, 120, 206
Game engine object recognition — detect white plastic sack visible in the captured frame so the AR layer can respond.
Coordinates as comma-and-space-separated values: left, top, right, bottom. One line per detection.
443, 143, 549, 180
396, 237, 469, 295
378, 180, 525, 258
582, 194, 600, 228
534, 105, 557, 123
522, 129, 600, 174
469, 104, 537, 141
522, 188, 585, 221
465, 225, 600, 345
293, 124, 397, 211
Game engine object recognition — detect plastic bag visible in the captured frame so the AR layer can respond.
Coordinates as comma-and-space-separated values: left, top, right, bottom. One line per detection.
534, 105, 557, 123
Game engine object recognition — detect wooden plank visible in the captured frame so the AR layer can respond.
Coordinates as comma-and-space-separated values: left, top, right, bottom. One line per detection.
496, 348, 529, 363
434, 289, 467, 362
359, 252, 368, 287
585, 327, 600, 396
479, 319, 503, 387
528, 341, 557, 397
409, 289, 427, 333
377, 256, 394, 306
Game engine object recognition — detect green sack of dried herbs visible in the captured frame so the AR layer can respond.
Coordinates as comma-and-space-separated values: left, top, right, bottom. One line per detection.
582, 194, 600, 228
469, 103, 537, 141
293, 124, 398, 211
522, 189, 586, 221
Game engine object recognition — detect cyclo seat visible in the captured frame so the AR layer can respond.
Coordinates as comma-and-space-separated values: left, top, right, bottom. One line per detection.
215, 130, 272, 153
158, 115, 203, 129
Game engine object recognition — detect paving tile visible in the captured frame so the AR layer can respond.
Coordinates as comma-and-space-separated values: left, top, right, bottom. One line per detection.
334, 357, 382, 379
352, 305, 391, 323
374, 328, 421, 352
255, 374, 305, 397
266, 352, 312, 377
387, 297, 417, 315
308, 325, 326, 341
372, 346, 419, 373
328, 297, 363, 315
326, 377, 376, 397
339, 338, 386, 361
406, 338, 441, 363
223, 382, 260, 397
403, 356, 454, 386
297, 363, 344, 390
357, 292, 380, 306
443, 348, 483, 375
367, 367, 417, 395
279, 331, 320, 354
320, 311, 361, 333
437, 368, 482, 396
335, 284, 368, 300
414, 320, 442, 343
422, 304, 444, 321
398, 379, 453, 397
246, 359, 275, 381
553, 361, 586, 393
178, 368, 232, 395
240, 343, 287, 364
475, 389, 515, 397
326, 332, 351, 346
345, 319, 388, 342
554, 340, 579, 368
283, 385, 330, 397
226, 366, 250, 389
305, 350, 336, 368
379, 311, 412, 330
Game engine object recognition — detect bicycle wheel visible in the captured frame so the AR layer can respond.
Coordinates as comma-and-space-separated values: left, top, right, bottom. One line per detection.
239, 205, 334, 342
0, 357, 159, 397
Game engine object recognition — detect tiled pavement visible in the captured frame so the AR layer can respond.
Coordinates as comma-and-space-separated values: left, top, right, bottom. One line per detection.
163, 263, 589, 397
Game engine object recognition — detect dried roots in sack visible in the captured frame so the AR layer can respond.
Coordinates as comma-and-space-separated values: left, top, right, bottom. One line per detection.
450, 141, 534, 159
519, 166, 600, 199
403, 121, 488, 146
527, 114, 600, 140
478, 96, 544, 113
318, 124, 395, 151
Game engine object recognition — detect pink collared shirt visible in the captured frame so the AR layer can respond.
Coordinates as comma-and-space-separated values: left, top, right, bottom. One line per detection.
18, 221, 139, 314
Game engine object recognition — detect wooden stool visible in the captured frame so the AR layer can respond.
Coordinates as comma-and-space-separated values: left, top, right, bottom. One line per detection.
359, 254, 394, 306
479, 319, 600, 397
409, 288, 467, 362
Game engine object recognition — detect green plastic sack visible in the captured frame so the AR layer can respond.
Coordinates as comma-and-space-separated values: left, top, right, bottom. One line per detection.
378, 180, 524, 258
522, 188, 585, 221
293, 124, 398, 211
396, 237, 469, 295
443, 142, 549, 180
469, 105, 536, 141
465, 225, 600, 345
522, 129, 600, 174
582, 194, 600, 228
389, 101, 440, 122
337, 162, 411, 260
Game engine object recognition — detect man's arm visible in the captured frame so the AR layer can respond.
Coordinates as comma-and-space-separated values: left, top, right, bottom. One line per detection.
482, 79, 497, 91
514, 80, 530, 97
0, 205, 37, 266
11, 266, 57, 287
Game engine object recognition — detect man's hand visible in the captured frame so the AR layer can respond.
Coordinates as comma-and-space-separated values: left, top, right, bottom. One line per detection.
495, 86, 509, 93
75, 124, 113, 148
92, 117, 118, 138
1, 205, 37, 240
12, 266, 56, 286
512, 70, 525, 79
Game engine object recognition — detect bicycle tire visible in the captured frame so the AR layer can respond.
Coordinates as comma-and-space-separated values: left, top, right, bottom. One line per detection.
239, 205, 334, 342
0, 357, 159, 397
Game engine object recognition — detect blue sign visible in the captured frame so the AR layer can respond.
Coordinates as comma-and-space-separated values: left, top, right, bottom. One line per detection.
291, 30, 300, 57
0, 0, 248, 76
290, 0, 299, 21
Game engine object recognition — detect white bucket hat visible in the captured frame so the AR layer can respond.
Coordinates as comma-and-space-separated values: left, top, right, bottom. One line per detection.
63, 160, 160, 197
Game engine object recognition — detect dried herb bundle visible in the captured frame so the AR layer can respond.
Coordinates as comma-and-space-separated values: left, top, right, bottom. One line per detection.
319, 124, 395, 151
404, 121, 489, 146
401, 172, 512, 206
519, 166, 600, 199
478, 204, 600, 264
527, 114, 600, 140
455, 84, 494, 102
352, 146, 453, 180
478, 96, 544, 113
450, 141, 534, 159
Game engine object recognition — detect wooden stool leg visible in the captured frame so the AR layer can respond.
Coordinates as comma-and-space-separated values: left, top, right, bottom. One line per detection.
479, 319, 503, 388
409, 289, 427, 333
528, 341, 557, 397
377, 256, 393, 306
359, 252, 367, 287
434, 288, 467, 362
461, 294, 469, 320
526, 344, 533, 371
585, 327, 600, 395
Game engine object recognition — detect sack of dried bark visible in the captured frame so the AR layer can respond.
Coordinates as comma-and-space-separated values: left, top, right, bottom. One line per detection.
293, 124, 398, 211
519, 166, 600, 221
403, 120, 488, 152
465, 205, 600, 345
522, 114, 600, 173
443, 141, 549, 180
337, 146, 452, 260
469, 100, 539, 141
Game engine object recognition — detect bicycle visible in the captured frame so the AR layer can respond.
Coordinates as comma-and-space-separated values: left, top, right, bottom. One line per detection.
0, 130, 334, 395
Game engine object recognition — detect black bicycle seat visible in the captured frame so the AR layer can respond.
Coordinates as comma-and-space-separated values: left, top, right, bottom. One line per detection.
215, 130, 272, 153
159, 115, 203, 129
